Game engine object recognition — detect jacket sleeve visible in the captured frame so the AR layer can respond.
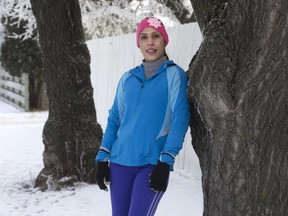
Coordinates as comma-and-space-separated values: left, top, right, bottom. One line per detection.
160, 66, 191, 168
95, 72, 127, 162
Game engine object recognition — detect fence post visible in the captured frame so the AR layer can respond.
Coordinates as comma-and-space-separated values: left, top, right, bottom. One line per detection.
23, 73, 29, 112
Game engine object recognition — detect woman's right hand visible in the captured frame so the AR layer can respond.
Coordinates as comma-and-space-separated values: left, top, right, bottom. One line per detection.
96, 161, 110, 191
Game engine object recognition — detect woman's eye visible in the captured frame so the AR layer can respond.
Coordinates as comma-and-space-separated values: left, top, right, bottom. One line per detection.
152, 34, 160, 39
140, 35, 147, 40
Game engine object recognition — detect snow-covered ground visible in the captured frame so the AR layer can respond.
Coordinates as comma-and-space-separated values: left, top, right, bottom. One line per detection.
0, 99, 203, 216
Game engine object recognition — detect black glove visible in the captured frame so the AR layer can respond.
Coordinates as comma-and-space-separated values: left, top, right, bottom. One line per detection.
96, 161, 110, 191
149, 160, 170, 192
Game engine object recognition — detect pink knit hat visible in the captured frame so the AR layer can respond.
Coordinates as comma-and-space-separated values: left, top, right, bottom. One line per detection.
136, 17, 169, 48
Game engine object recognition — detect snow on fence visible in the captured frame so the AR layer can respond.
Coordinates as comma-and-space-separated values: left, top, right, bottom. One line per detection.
88, 22, 203, 179
0, 70, 29, 111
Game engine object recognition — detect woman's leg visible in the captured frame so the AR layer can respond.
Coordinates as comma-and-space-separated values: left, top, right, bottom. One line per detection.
110, 163, 136, 216
128, 165, 166, 216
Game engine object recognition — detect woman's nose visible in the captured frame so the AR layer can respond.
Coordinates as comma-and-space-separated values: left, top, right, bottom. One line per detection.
147, 37, 154, 45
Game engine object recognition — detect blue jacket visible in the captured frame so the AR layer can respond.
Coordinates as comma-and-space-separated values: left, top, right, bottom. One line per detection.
96, 60, 190, 169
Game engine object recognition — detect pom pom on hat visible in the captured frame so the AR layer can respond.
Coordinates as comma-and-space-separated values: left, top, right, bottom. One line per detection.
136, 17, 169, 48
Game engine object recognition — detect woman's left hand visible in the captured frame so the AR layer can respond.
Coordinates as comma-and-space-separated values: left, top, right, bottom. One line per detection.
149, 160, 170, 192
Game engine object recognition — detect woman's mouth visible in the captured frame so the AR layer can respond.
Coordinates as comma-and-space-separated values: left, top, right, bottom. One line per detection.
146, 48, 157, 53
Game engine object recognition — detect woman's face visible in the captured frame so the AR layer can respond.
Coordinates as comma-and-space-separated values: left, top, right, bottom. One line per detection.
138, 27, 166, 62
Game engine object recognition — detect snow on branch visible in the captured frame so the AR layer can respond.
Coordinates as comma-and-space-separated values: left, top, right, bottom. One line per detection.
0, 0, 178, 41
0, 0, 36, 40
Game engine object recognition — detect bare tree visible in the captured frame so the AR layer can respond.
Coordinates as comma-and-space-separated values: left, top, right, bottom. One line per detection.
188, 0, 288, 215
30, 0, 103, 190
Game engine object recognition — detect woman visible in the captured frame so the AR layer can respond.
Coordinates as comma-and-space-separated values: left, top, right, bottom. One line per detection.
95, 17, 190, 216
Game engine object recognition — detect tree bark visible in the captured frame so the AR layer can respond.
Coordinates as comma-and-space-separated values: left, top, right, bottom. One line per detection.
188, 0, 288, 215
30, 0, 103, 190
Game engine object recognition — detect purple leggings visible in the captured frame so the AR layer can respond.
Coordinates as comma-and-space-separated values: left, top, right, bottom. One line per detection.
109, 163, 165, 216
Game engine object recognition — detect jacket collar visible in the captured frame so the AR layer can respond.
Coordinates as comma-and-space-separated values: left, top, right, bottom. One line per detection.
130, 60, 175, 81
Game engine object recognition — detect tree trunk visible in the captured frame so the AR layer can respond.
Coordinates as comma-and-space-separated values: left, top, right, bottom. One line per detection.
188, 0, 288, 215
30, 0, 103, 190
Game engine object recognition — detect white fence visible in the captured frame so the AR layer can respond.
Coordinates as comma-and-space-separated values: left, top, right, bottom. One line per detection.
0, 70, 29, 111
88, 22, 203, 179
